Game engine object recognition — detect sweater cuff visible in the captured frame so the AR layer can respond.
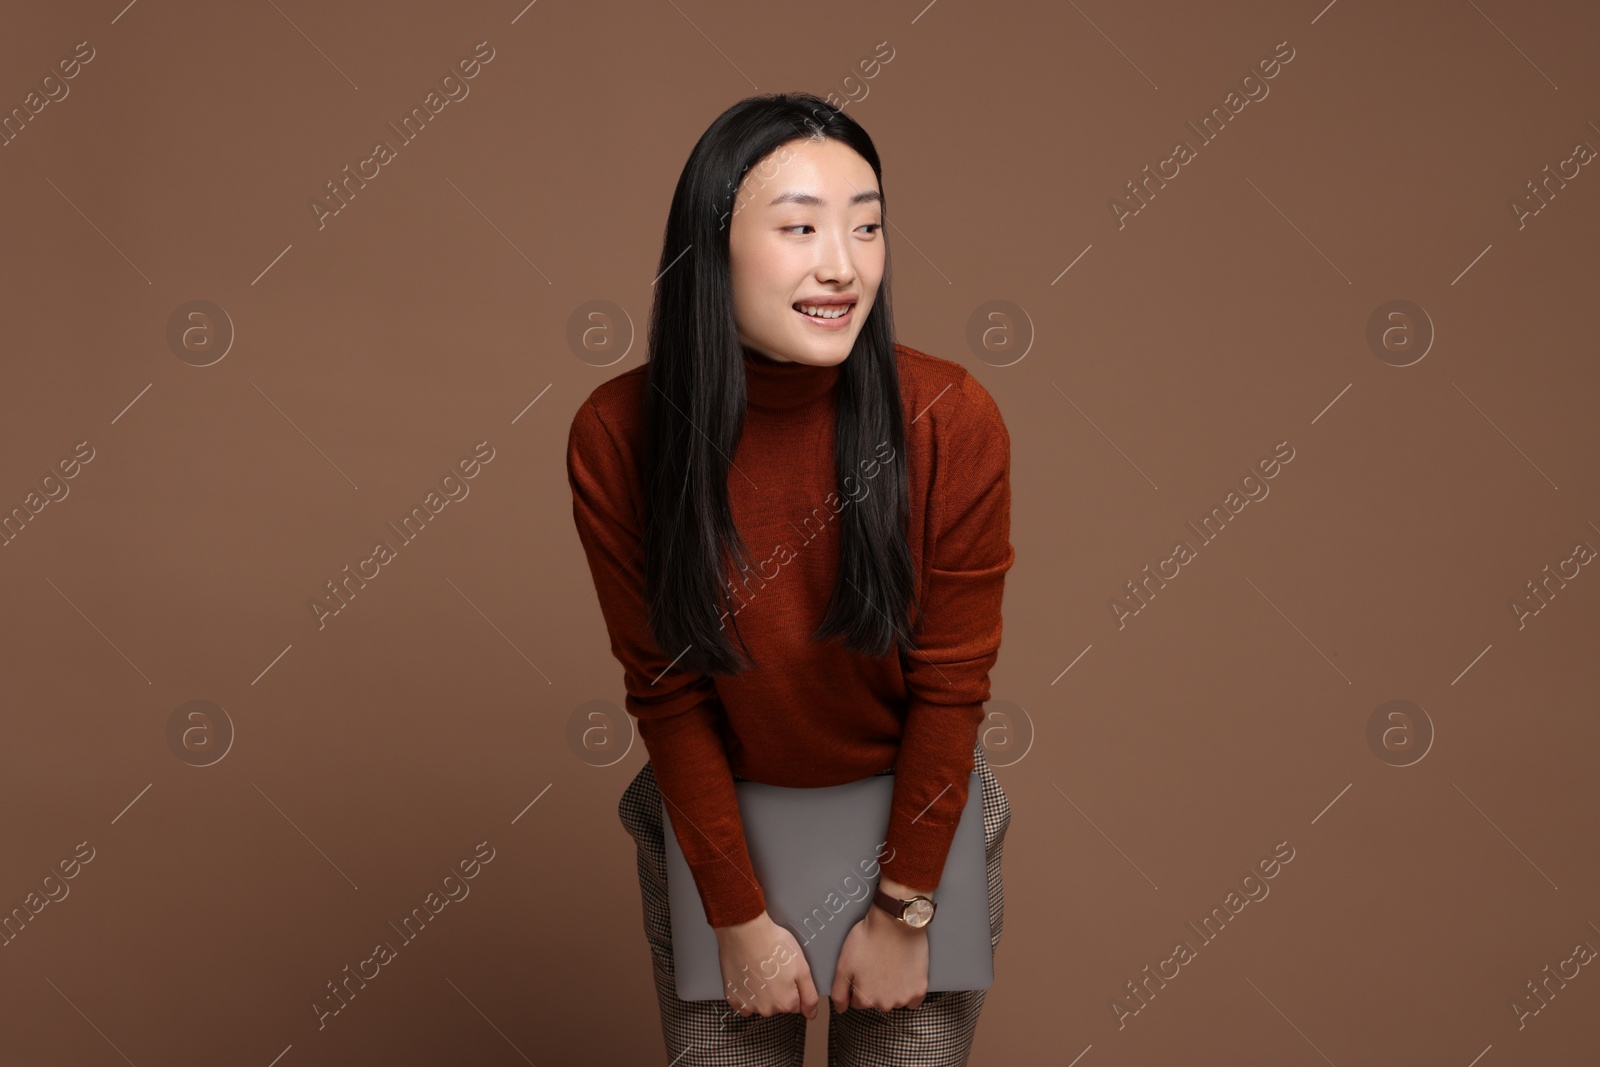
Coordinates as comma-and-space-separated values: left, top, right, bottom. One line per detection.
877, 699, 984, 894
638, 713, 768, 929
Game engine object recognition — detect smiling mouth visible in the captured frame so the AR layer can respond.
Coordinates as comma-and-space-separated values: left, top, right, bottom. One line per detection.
792, 302, 855, 322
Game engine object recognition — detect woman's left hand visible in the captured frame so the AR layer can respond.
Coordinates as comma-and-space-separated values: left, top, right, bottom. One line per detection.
829, 883, 931, 1013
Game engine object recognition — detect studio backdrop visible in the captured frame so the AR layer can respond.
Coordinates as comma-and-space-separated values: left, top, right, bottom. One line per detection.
2, 1, 1597, 1064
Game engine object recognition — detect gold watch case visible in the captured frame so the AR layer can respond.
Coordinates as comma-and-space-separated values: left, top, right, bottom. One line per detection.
901, 896, 935, 928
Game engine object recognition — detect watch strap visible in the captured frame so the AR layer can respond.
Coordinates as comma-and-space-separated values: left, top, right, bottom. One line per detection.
872, 885, 936, 927
872, 885, 905, 920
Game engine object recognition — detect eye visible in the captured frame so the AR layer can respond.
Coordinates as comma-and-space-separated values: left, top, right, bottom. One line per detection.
783, 223, 882, 236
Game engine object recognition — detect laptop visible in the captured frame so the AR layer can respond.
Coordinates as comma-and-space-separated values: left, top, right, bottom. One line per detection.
661, 770, 994, 1002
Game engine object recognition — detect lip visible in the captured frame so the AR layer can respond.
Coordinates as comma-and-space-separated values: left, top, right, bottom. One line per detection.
793, 301, 854, 330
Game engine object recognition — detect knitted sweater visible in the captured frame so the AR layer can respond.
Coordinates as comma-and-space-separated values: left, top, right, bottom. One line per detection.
566, 342, 1013, 929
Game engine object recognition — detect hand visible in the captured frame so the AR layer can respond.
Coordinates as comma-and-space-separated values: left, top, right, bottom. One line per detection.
829, 886, 930, 1014
713, 910, 819, 1020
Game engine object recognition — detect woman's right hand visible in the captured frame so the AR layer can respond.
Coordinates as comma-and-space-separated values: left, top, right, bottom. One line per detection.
713, 910, 819, 1019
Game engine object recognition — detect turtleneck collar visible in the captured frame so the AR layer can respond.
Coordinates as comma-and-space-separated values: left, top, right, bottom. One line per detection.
742, 346, 843, 414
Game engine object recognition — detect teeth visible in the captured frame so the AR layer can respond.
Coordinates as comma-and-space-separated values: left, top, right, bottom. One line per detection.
797, 303, 851, 319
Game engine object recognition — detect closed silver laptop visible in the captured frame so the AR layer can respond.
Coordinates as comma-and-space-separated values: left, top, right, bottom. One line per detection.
662, 770, 994, 1002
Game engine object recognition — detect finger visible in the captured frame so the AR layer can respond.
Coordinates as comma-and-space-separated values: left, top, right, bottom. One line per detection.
795, 967, 819, 1021
849, 979, 872, 1012
830, 968, 850, 1015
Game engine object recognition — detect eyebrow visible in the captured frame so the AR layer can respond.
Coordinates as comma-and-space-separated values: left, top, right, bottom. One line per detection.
767, 190, 883, 208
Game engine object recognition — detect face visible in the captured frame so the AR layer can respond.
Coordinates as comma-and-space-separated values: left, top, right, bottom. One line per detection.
727, 136, 884, 366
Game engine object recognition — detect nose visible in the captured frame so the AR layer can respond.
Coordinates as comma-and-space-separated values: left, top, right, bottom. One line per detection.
813, 226, 857, 286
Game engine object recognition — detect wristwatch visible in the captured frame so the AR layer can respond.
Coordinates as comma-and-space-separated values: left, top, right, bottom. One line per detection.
872, 885, 936, 929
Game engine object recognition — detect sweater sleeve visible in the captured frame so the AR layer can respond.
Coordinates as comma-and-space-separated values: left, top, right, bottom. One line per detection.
879, 373, 1014, 894
566, 397, 768, 928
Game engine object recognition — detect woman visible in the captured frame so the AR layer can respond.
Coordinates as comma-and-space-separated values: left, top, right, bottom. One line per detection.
566, 91, 1014, 1066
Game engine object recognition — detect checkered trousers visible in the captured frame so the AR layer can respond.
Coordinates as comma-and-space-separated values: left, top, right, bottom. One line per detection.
617, 740, 1011, 1067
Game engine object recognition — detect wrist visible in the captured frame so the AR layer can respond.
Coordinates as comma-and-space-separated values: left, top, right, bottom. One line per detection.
713, 909, 769, 939
872, 876, 935, 933
867, 896, 927, 934
877, 875, 933, 899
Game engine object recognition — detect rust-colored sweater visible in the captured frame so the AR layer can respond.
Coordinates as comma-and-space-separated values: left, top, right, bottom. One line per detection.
566, 342, 1013, 929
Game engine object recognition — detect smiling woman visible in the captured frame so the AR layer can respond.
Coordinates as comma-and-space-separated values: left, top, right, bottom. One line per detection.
728, 135, 885, 372
567, 91, 1013, 1067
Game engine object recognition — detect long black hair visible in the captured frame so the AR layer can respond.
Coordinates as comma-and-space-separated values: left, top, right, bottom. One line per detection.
641, 91, 919, 676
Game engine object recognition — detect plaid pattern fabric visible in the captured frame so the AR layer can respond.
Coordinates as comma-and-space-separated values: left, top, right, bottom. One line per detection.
617, 741, 1011, 1066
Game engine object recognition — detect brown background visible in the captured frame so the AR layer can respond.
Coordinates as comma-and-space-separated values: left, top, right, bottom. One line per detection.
2, 0, 1597, 1063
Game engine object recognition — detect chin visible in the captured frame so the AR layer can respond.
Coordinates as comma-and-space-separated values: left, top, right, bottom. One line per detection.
799, 330, 859, 350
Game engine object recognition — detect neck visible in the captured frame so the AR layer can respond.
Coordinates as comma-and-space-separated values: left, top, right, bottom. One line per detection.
741, 345, 843, 413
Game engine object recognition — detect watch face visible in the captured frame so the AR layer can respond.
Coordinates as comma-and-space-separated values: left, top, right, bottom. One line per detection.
904, 898, 934, 928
